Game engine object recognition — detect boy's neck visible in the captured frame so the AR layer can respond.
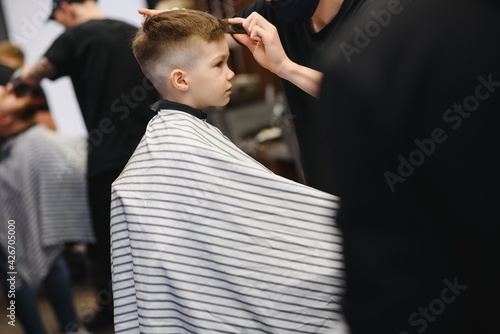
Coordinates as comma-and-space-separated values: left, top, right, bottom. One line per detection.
152, 99, 207, 120
164, 95, 204, 111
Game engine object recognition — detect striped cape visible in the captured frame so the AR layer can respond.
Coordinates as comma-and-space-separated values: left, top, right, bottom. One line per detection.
111, 100, 346, 334
0, 125, 95, 287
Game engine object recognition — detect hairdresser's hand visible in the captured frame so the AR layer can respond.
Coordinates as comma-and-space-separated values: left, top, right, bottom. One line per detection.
138, 8, 164, 16
228, 13, 291, 78
7, 68, 36, 97
229, 12, 323, 98
138, 7, 182, 25
138, 7, 184, 16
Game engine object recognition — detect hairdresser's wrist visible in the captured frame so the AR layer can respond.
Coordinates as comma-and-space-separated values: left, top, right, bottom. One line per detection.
276, 61, 323, 98
273, 57, 295, 81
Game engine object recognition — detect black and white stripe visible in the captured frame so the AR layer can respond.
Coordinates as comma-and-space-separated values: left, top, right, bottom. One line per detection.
0, 125, 95, 287
111, 107, 346, 334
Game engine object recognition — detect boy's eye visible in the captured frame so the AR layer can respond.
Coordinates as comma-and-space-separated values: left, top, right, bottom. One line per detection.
216, 61, 224, 67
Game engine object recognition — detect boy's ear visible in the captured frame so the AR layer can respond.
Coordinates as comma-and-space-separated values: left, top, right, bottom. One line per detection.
170, 69, 189, 92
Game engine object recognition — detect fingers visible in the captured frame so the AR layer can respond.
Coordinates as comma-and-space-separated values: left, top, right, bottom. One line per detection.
138, 7, 182, 16
138, 7, 184, 26
244, 12, 276, 35
233, 12, 277, 46
230, 12, 279, 51
250, 25, 277, 45
137, 8, 163, 16
232, 34, 257, 52
227, 17, 245, 25
228, 12, 277, 40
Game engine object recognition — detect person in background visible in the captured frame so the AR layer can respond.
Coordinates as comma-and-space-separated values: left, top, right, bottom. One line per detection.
9, 0, 159, 330
0, 41, 56, 130
0, 85, 94, 334
0, 41, 25, 69
140, 0, 372, 190
316, 0, 500, 333
111, 9, 346, 334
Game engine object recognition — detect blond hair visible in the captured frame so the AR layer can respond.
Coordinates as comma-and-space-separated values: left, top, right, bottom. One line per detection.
0, 42, 25, 69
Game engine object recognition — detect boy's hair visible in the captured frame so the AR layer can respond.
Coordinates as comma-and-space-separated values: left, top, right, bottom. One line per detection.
132, 9, 229, 96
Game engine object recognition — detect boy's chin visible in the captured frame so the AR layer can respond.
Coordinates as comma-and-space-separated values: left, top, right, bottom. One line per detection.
213, 98, 231, 108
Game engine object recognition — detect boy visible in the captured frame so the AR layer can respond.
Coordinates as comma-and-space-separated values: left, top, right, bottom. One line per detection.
111, 10, 346, 334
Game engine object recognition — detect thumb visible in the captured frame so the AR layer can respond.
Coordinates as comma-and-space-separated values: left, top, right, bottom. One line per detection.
232, 34, 257, 52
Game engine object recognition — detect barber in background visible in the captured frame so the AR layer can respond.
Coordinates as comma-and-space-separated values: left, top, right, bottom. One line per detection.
316, 0, 500, 333
9, 0, 158, 330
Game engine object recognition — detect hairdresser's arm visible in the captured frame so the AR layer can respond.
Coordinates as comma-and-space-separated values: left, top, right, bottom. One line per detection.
229, 13, 323, 98
22, 57, 56, 85
7, 57, 56, 95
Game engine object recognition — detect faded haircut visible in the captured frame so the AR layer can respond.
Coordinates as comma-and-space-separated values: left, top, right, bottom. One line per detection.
132, 9, 229, 96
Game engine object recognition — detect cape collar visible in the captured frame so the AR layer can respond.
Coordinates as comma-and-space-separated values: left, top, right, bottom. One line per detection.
150, 100, 207, 120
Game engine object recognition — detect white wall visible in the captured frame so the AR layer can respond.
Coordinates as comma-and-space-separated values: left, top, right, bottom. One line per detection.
2, 0, 147, 138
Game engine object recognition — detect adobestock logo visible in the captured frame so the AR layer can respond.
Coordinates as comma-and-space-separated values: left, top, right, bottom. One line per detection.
399, 277, 467, 334
340, 0, 407, 64
87, 76, 156, 153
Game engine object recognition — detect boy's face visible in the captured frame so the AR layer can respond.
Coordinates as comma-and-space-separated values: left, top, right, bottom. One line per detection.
187, 39, 235, 109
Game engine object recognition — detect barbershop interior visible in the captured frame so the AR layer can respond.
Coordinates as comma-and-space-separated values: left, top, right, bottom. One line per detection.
1, 0, 498, 333
0, 1, 307, 333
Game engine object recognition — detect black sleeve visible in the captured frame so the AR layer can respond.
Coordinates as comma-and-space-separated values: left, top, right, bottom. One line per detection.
43, 30, 76, 80
232, 0, 283, 45
234, 0, 264, 18
234, 0, 280, 24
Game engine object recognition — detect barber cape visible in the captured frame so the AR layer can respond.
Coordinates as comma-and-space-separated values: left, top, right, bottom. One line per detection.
111, 100, 346, 334
0, 125, 95, 287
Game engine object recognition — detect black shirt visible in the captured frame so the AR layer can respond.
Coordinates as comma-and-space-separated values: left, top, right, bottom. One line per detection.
235, 0, 372, 189
44, 19, 158, 177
